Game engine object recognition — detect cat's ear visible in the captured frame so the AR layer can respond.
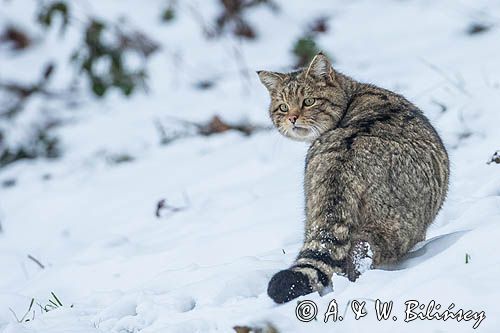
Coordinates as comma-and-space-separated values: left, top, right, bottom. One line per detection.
305, 52, 333, 79
257, 71, 285, 92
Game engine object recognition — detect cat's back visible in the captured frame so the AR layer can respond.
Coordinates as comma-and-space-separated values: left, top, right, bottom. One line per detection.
305, 83, 449, 219
307, 83, 447, 164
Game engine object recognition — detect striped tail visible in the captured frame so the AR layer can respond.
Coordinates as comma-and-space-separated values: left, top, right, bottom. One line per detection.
268, 238, 350, 303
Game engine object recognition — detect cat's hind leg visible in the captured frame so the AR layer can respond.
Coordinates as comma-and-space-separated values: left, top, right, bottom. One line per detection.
345, 239, 373, 282
345, 218, 426, 281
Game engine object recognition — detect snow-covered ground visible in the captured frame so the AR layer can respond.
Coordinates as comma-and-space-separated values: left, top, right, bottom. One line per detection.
1, 0, 500, 332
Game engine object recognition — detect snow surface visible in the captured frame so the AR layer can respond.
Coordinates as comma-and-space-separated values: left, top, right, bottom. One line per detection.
1, 0, 500, 332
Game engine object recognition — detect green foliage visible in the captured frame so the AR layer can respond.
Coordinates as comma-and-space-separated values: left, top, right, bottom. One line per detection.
292, 37, 320, 68
37, 1, 70, 35
0, 128, 60, 168
9, 292, 71, 324
292, 17, 331, 68
162, 7, 176, 22
71, 19, 155, 98
36, 2, 155, 98
1, 1, 160, 169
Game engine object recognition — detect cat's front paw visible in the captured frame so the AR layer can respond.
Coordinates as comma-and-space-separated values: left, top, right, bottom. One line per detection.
267, 269, 313, 303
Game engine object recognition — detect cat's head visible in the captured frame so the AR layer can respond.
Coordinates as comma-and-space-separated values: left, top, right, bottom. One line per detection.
257, 53, 346, 142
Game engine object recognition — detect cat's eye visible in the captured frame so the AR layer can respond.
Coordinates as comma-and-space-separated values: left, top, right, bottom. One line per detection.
279, 104, 289, 112
303, 98, 316, 107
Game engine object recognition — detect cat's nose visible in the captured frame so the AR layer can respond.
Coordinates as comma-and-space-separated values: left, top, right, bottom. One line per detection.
288, 115, 298, 124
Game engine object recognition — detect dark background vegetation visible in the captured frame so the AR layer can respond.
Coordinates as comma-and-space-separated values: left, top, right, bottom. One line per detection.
0, 0, 331, 170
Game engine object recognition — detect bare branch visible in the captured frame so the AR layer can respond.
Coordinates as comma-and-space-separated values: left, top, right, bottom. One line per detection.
27, 254, 45, 269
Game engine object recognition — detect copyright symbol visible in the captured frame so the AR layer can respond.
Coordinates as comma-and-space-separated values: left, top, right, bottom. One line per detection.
295, 300, 318, 322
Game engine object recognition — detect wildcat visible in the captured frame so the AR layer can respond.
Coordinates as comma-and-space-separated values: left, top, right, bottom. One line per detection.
257, 53, 449, 303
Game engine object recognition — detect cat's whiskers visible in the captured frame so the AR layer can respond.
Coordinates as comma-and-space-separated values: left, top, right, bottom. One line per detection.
305, 119, 325, 139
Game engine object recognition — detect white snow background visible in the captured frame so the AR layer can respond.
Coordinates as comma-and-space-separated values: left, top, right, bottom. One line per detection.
1, 0, 500, 332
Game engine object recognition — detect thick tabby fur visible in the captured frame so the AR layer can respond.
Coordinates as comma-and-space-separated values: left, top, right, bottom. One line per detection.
258, 53, 449, 303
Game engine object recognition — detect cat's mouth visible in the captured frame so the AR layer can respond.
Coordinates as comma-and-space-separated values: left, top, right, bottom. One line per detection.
287, 122, 323, 142
292, 125, 310, 136
280, 123, 317, 142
